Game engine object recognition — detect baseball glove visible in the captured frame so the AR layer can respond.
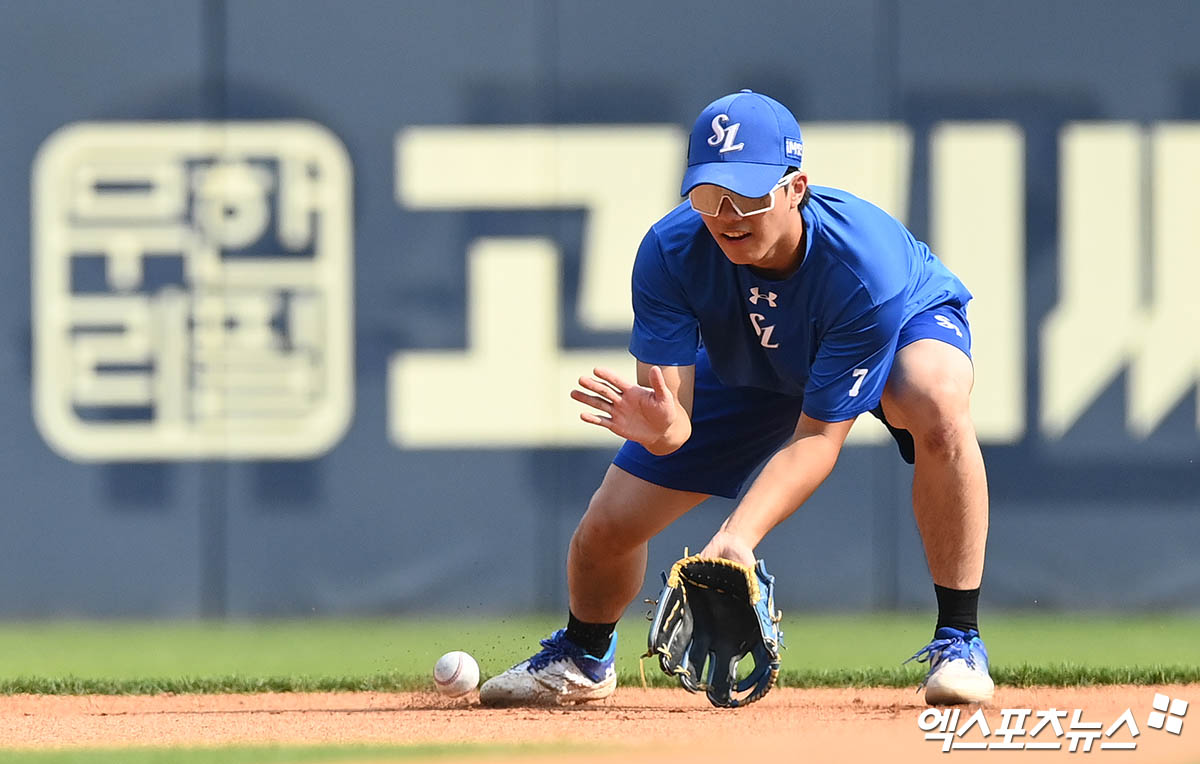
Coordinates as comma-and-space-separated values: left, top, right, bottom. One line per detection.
645, 554, 783, 708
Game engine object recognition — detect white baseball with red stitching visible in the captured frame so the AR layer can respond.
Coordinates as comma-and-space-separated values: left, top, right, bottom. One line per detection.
434, 651, 480, 697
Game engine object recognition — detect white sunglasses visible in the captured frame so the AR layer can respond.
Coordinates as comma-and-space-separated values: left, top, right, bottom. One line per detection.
688, 172, 800, 217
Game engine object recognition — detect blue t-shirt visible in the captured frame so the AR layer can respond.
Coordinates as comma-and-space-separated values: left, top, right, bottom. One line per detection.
628, 185, 972, 422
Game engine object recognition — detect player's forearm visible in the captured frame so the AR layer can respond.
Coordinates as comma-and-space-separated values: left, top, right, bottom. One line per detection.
720, 431, 842, 546
642, 405, 693, 455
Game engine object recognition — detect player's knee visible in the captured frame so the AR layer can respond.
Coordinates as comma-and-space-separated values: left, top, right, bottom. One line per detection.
570, 520, 634, 563
910, 394, 974, 458
894, 380, 974, 457
571, 495, 638, 558
913, 413, 974, 459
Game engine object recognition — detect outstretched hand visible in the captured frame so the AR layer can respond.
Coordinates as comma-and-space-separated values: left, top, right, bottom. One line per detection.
570, 365, 677, 448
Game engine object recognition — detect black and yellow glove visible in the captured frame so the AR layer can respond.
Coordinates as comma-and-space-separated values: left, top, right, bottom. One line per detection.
645, 554, 783, 708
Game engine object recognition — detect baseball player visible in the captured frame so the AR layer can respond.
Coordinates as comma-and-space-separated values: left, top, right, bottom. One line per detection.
481, 90, 994, 707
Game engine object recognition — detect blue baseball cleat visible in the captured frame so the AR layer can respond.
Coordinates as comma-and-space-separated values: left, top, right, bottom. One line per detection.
479, 629, 617, 706
906, 626, 995, 705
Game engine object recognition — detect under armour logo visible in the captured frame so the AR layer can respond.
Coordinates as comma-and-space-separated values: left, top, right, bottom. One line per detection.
748, 287, 778, 307
707, 114, 745, 154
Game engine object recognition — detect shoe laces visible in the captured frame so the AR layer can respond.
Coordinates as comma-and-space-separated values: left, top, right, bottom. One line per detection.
527, 629, 587, 673
905, 629, 983, 688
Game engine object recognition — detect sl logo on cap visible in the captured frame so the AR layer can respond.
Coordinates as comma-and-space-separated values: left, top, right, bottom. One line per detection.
707, 114, 745, 154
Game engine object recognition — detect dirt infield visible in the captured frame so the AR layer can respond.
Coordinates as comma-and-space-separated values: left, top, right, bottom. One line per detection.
2, 685, 1197, 762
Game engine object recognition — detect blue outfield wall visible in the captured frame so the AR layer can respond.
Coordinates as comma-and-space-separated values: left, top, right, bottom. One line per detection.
0, 0, 1197, 618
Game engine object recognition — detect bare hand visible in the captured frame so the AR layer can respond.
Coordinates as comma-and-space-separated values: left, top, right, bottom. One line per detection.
570, 366, 677, 447
699, 529, 757, 567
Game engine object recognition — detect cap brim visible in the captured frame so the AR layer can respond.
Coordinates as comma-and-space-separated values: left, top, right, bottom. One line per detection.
680, 162, 788, 198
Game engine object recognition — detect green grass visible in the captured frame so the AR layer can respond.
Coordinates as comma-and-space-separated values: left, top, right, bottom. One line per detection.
0, 617, 560, 680
2, 664, 1196, 696
0, 742, 576, 763
0, 613, 1195, 694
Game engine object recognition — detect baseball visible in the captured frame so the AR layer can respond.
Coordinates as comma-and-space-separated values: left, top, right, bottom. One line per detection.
433, 650, 480, 697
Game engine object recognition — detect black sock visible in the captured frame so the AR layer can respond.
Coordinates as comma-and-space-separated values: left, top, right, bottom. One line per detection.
934, 584, 980, 634
565, 611, 617, 657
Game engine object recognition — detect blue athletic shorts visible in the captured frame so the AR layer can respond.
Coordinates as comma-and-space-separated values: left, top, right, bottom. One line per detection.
612, 302, 972, 499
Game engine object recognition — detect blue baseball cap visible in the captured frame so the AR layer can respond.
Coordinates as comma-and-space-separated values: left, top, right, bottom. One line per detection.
680, 89, 804, 198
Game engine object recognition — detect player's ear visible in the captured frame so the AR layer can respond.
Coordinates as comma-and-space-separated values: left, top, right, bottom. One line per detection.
789, 172, 808, 208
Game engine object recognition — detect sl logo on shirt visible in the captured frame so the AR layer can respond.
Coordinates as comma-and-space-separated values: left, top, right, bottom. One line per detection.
748, 313, 780, 348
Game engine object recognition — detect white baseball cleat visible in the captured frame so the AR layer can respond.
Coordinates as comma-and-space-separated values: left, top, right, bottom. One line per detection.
479, 629, 617, 707
906, 627, 995, 705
